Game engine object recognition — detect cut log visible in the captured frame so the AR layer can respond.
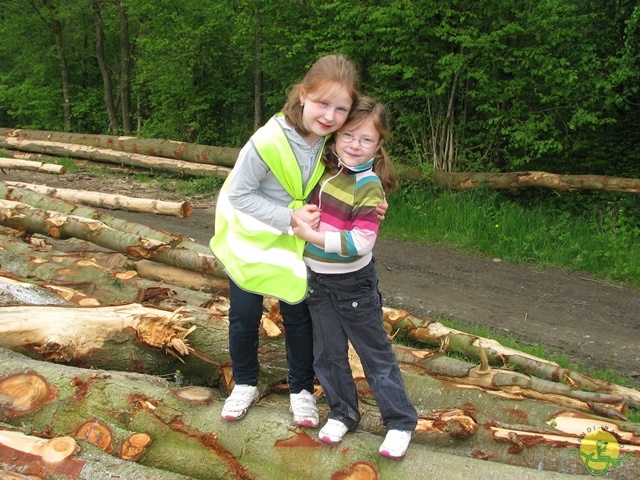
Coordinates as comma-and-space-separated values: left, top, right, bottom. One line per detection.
0, 127, 240, 167
0, 199, 225, 277
0, 426, 193, 479
0, 301, 632, 421
0, 183, 211, 253
0, 157, 66, 175
431, 170, 640, 194
0, 303, 219, 373
0, 244, 223, 309
4, 348, 633, 479
0, 147, 156, 175
3, 180, 192, 217
0, 137, 232, 179
383, 308, 640, 410
0, 429, 77, 463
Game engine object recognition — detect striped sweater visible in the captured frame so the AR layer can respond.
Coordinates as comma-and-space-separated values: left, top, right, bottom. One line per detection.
303, 161, 383, 274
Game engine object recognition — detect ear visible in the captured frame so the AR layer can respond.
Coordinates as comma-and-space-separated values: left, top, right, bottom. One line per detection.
299, 89, 307, 106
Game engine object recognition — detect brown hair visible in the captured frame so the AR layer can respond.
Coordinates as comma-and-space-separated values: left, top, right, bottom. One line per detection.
282, 55, 360, 136
326, 95, 399, 194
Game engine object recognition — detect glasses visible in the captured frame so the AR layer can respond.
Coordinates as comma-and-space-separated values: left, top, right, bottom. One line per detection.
337, 132, 378, 149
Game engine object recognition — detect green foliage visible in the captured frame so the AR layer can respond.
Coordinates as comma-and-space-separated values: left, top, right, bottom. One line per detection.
0, 0, 638, 177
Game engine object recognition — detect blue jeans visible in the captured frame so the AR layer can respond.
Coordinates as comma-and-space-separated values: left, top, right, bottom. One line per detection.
306, 260, 418, 432
227, 279, 315, 394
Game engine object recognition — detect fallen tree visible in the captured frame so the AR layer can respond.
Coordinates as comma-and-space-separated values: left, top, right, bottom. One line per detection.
0, 199, 225, 276
430, 170, 640, 193
3, 180, 192, 217
0, 157, 67, 175
0, 136, 232, 179
1, 345, 638, 479
0, 127, 241, 167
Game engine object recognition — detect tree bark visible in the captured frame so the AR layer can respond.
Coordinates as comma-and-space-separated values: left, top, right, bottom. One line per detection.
0, 183, 195, 246
0, 137, 232, 178
0, 128, 240, 167
52, 19, 72, 132
431, 170, 640, 193
0, 158, 66, 175
0, 231, 227, 305
0, 425, 192, 479
118, 0, 132, 134
3, 180, 192, 217
383, 308, 640, 410
0, 199, 225, 276
0, 147, 143, 175
1, 348, 638, 479
91, 0, 119, 133
0, 299, 633, 423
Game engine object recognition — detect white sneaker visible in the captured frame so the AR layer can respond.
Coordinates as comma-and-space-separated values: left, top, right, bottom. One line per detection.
318, 419, 349, 444
221, 384, 259, 421
379, 429, 412, 459
289, 389, 319, 428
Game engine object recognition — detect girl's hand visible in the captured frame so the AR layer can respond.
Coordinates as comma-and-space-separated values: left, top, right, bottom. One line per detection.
293, 204, 321, 230
291, 212, 314, 239
376, 196, 389, 221
291, 211, 326, 248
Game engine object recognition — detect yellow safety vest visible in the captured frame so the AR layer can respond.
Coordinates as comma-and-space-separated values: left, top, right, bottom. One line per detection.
210, 115, 326, 303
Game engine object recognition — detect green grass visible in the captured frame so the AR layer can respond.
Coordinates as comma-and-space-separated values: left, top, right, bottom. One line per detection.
382, 184, 640, 289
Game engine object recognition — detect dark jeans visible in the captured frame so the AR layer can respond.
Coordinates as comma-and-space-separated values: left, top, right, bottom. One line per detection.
227, 279, 315, 394
306, 260, 418, 432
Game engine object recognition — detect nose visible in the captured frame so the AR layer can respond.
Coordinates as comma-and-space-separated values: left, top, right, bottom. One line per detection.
323, 108, 335, 122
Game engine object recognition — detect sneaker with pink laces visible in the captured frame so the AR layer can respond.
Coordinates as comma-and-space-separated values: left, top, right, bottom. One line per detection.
289, 389, 319, 428
379, 429, 412, 459
318, 419, 349, 444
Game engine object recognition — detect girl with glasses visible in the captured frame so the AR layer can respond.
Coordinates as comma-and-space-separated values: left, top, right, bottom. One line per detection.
291, 96, 418, 459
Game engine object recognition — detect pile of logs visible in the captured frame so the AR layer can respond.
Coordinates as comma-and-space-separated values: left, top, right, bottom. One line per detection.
2, 127, 640, 193
0, 136, 638, 479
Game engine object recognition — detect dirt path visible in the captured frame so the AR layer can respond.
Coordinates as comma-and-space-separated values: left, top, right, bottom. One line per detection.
4, 171, 640, 386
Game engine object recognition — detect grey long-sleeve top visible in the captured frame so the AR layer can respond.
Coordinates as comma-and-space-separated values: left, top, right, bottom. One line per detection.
226, 115, 326, 233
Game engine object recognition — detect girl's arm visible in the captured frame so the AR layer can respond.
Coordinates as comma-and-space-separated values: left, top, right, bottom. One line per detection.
226, 143, 293, 233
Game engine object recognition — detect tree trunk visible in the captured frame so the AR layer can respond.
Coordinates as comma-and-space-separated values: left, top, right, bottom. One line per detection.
0, 425, 192, 479
0, 158, 66, 174
0, 137, 232, 178
0, 297, 633, 423
1, 348, 638, 479
53, 20, 72, 132
0, 303, 226, 375
431, 170, 640, 193
0, 183, 214, 257
383, 308, 640, 410
0, 128, 240, 167
0, 229, 227, 304
0, 200, 225, 276
91, 0, 119, 132
0, 147, 145, 175
118, 0, 133, 134
3, 180, 192, 217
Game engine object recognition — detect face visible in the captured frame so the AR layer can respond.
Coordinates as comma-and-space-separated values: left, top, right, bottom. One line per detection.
299, 82, 353, 145
335, 118, 380, 169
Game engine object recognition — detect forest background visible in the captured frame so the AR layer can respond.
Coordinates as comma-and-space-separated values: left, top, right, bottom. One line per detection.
1, 0, 640, 286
